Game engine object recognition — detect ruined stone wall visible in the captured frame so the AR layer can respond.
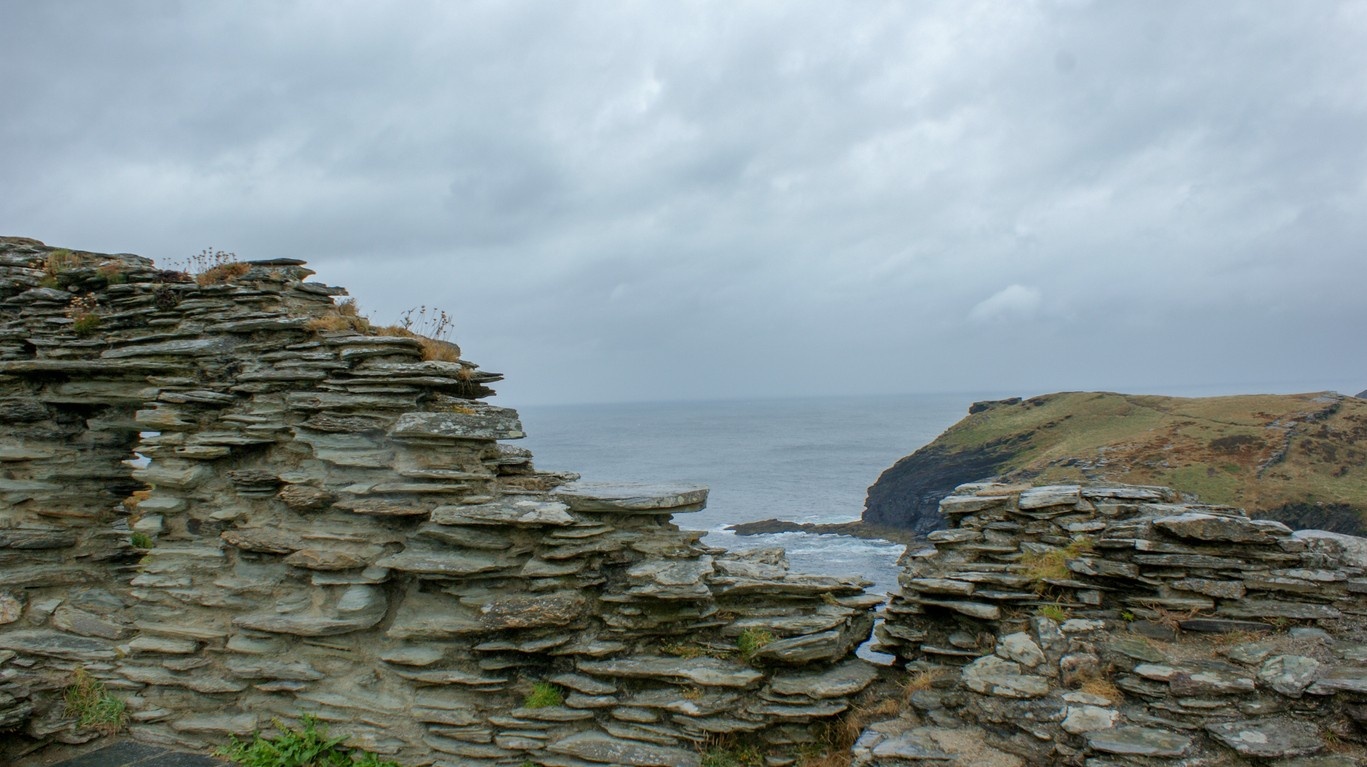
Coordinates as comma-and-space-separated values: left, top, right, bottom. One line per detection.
871, 482, 1367, 765
0, 237, 882, 766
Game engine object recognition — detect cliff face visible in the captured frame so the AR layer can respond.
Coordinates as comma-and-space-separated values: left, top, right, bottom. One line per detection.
864, 391, 1367, 536
0, 238, 880, 765
866, 482, 1367, 764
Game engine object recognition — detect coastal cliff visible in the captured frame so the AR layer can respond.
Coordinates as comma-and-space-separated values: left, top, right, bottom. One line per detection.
864, 391, 1367, 537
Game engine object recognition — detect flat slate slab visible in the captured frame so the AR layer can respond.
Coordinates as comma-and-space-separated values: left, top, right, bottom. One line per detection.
555, 481, 709, 513
38, 740, 229, 767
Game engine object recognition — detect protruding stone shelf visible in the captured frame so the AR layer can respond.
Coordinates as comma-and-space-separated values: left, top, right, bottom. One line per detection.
554, 481, 709, 513
388, 406, 525, 441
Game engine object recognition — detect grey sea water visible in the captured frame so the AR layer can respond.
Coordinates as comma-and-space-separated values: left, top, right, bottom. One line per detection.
517, 393, 997, 597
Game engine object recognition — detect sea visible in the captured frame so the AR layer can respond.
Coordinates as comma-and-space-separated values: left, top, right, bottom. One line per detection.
517, 393, 1000, 598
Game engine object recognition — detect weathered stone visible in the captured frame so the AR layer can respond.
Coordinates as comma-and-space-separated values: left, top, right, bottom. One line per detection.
555, 481, 709, 513
0, 527, 78, 549
0, 629, 116, 660
1179, 618, 1275, 634
940, 495, 1011, 516
1059, 653, 1102, 688
0, 592, 23, 624
50, 605, 129, 640
1258, 655, 1321, 698
277, 484, 336, 511
1086, 726, 1192, 757
224, 658, 324, 681
102, 336, 238, 358
961, 655, 1050, 699
1061, 705, 1118, 734
221, 527, 303, 554
388, 407, 524, 441
754, 628, 862, 664
727, 606, 851, 638
1060, 619, 1105, 633
1081, 486, 1168, 501
1217, 599, 1341, 620
283, 548, 372, 571
169, 713, 260, 735
478, 591, 587, 630
915, 598, 1000, 620
1306, 664, 1367, 695
431, 498, 574, 527
1169, 663, 1256, 696
375, 542, 512, 576
908, 578, 976, 596
767, 660, 878, 698
390, 668, 506, 687
1170, 577, 1246, 599
234, 585, 386, 636
1293, 529, 1367, 568
1205, 718, 1324, 758
996, 632, 1045, 668
1106, 637, 1165, 663
547, 732, 700, 767
1018, 485, 1081, 509
126, 635, 199, 654
386, 592, 484, 639
868, 731, 954, 761
1154, 511, 1289, 543
578, 657, 763, 688
625, 557, 714, 599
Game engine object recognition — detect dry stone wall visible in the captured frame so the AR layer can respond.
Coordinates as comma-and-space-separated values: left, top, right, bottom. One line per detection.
0, 237, 882, 766
870, 482, 1367, 765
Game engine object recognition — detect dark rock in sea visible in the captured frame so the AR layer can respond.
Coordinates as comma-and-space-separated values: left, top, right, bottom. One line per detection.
861, 436, 1025, 536
727, 518, 918, 544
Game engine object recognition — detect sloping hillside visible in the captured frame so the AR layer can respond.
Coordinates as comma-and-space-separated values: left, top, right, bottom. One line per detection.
863, 390, 1367, 535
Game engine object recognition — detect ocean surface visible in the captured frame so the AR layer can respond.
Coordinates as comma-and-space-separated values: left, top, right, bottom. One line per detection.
517, 393, 998, 597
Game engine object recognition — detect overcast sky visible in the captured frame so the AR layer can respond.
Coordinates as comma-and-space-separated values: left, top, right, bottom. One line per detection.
2, 1, 1364, 405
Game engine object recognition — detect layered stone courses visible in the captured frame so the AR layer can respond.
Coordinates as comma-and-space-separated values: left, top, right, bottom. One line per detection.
872, 482, 1367, 764
0, 238, 879, 765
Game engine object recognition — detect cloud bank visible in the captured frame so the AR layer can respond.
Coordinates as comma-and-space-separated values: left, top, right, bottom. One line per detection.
2, 1, 1364, 403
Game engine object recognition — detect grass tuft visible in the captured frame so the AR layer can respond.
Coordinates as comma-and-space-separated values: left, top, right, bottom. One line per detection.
197, 261, 251, 286
737, 627, 775, 661
216, 715, 401, 767
71, 313, 102, 336
522, 681, 564, 709
306, 314, 370, 334
1078, 676, 1123, 703
1019, 536, 1094, 592
1037, 603, 1069, 622
63, 669, 126, 735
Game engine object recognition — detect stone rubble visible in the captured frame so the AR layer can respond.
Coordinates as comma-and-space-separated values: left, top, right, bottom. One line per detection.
870, 482, 1367, 765
0, 237, 881, 765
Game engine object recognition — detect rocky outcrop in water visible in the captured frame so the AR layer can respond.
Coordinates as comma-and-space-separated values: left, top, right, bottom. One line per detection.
866, 482, 1367, 765
0, 237, 881, 765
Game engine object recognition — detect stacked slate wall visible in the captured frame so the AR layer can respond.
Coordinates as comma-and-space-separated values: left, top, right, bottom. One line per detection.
869, 482, 1367, 765
0, 237, 881, 767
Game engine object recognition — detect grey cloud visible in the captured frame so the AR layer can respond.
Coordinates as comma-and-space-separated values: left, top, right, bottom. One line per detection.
2, 1, 1365, 404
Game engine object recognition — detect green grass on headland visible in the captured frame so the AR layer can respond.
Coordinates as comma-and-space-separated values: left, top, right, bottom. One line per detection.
937, 391, 1367, 530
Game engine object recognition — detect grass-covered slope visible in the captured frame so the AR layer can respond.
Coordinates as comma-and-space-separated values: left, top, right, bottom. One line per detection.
864, 390, 1367, 535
